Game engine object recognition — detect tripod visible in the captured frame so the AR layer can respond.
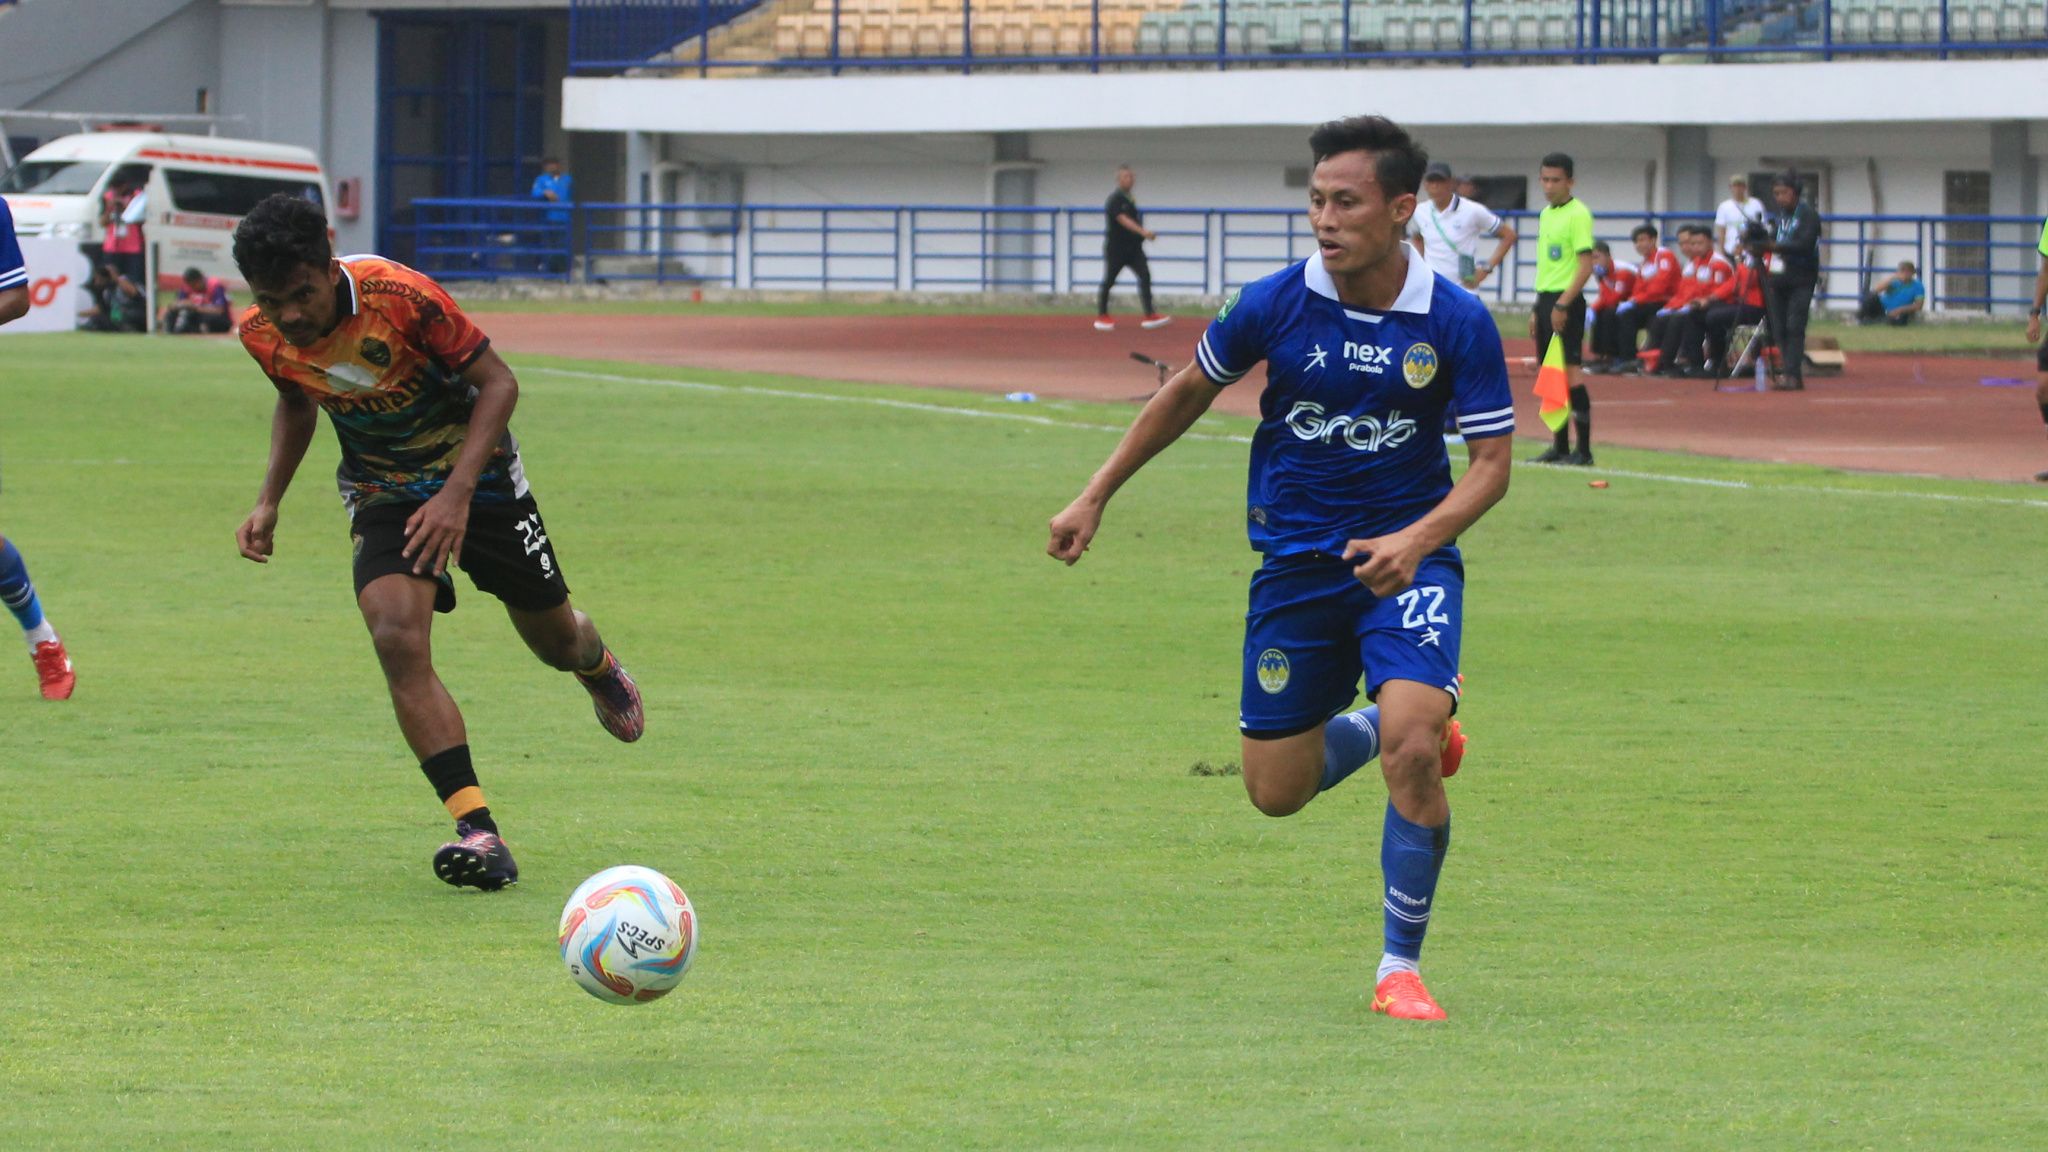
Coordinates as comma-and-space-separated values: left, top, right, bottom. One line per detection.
1720, 243, 1781, 392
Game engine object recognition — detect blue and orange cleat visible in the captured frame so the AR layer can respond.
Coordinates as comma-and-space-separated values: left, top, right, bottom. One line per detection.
1372, 970, 1448, 1021
1439, 719, 1465, 780
575, 647, 644, 743
433, 821, 519, 891
33, 638, 74, 701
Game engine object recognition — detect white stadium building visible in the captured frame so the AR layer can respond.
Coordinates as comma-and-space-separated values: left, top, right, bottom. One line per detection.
2, 0, 2044, 308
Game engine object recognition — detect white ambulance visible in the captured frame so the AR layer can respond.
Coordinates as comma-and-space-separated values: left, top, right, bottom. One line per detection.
0, 131, 331, 290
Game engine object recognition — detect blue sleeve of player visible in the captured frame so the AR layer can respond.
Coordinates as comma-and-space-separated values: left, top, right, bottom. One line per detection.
0, 200, 27, 293
1193, 281, 1267, 386
1446, 297, 1515, 440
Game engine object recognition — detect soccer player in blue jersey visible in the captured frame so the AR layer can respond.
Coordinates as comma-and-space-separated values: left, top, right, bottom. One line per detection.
1047, 115, 1512, 1021
0, 195, 79, 699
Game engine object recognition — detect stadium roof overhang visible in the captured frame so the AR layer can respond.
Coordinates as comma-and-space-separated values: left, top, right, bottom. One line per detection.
566, 59, 2048, 136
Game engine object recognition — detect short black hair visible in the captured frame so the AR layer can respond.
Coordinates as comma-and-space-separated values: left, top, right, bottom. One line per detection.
1631, 223, 1659, 242
182, 266, 205, 281
1593, 240, 1612, 255
1308, 115, 1426, 199
233, 194, 332, 287
1540, 152, 1575, 178
1773, 170, 1801, 194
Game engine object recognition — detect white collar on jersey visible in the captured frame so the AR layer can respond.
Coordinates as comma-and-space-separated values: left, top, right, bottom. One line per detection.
1304, 244, 1434, 317
334, 256, 362, 318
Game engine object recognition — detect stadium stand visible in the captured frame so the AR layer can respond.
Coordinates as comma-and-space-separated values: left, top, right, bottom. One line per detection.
591, 0, 2048, 70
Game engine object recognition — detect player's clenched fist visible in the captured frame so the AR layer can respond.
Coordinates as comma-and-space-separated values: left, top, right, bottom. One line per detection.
237, 503, 279, 563
1046, 498, 1102, 565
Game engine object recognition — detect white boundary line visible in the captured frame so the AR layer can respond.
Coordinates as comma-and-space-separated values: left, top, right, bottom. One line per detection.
529, 365, 2048, 511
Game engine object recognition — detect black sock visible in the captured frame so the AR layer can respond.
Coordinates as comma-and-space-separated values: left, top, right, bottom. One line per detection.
460, 806, 499, 835
419, 744, 477, 800
2038, 402, 2048, 427
1552, 427, 1569, 453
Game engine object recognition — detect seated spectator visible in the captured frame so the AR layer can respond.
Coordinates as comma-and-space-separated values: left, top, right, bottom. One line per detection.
1859, 261, 1925, 326
1583, 240, 1639, 374
1612, 223, 1679, 373
1649, 225, 1734, 377
78, 262, 146, 333
160, 267, 233, 334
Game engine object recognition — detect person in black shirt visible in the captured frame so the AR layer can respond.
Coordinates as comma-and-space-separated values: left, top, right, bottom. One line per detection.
1767, 171, 1822, 391
1095, 165, 1169, 331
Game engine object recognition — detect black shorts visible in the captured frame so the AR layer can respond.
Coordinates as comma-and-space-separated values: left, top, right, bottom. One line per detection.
350, 494, 569, 614
1534, 291, 1586, 366
2038, 337, 2048, 373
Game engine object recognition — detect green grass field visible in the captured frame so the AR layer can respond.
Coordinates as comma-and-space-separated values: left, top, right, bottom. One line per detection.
2, 333, 2046, 1149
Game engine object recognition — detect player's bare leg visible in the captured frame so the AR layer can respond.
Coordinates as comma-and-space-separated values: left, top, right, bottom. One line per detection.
359, 573, 514, 889
360, 574, 466, 757
508, 599, 644, 742
1376, 680, 1452, 828
1239, 728, 1324, 818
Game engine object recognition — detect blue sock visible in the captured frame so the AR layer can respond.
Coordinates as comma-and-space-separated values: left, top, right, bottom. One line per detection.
0, 537, 48, 634
1381, 801, 1451, 963
1319, 705, 1381, 793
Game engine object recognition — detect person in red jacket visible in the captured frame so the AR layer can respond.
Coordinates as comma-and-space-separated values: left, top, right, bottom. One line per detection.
1702, 223, 1771, 378
1650, 226, 1734, 377
1584, 240, 1639, 374
1610, 223, 1679, 373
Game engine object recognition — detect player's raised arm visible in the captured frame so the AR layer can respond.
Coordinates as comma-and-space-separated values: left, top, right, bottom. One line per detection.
1046, 360, 1223, 565
238, 385, 318, 563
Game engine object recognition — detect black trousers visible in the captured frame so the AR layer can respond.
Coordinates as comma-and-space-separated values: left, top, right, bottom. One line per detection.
1588, 307, 1625, 361
1614, 303, 1659, 363
1768, 275, 1817, 381
1655, 306, 1712, 368
1702, 302, 1767, 368
1098, 248, 1153, 315
1859, 293, 1913, 326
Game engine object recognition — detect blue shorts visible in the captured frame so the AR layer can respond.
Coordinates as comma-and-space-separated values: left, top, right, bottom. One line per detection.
1239, 549, 1465, 738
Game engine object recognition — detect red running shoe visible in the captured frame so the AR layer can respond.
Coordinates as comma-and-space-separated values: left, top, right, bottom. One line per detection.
1372, 970, 1448, 1021
32, 638, 74, 701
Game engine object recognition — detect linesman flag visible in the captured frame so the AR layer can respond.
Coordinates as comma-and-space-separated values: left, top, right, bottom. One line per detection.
1532, 334, 1570, 432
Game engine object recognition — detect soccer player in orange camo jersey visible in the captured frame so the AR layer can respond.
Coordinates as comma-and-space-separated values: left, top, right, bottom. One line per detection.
230, 194, 643, 891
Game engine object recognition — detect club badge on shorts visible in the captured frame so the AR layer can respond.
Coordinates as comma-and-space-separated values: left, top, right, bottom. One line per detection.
1402, 342, 1438, 389
1256, 648, 1290, 695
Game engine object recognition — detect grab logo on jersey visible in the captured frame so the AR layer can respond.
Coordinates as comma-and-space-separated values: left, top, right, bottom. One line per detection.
1342, 340, 1396, 375
1284, 402, 1418, 453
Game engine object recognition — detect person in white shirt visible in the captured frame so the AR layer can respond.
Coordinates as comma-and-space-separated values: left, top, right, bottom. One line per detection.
1714, 175, 1766, 258
1407, 162, 1517, 291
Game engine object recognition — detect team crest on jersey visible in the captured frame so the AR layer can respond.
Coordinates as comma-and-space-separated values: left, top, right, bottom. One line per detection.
360, 337, 392, 369
1255, 648, 1290, 695
1216, 289, 1240, 322
1402, 342, 1439, 389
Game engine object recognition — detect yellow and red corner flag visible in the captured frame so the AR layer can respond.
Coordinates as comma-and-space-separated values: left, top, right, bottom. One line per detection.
1532, 334, 1570, 433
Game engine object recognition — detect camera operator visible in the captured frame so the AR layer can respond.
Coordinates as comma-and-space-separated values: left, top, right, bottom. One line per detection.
1767, 172, 1821, 391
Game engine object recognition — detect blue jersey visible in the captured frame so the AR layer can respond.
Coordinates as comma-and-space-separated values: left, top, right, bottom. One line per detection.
0, 198, 26, 295
1195, 253, 1514, 556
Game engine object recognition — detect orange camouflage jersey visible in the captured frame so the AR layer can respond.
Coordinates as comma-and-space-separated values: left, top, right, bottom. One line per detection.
238, 255, 527, 514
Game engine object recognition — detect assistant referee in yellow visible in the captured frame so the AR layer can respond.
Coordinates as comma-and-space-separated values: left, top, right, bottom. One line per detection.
1531, 151, 1597, 465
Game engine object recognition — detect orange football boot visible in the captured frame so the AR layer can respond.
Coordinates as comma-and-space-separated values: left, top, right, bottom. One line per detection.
1371, 970, 1447, 1021
32, 638, 75, 701
1439, 719, 1465, 779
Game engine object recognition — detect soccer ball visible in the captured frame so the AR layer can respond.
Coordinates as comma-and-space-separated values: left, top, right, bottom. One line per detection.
558, 865, 698, 1004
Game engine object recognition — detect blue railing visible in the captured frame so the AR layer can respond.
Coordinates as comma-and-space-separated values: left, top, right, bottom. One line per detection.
404, 198, 2044, 312
568, 0, 2048, 74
